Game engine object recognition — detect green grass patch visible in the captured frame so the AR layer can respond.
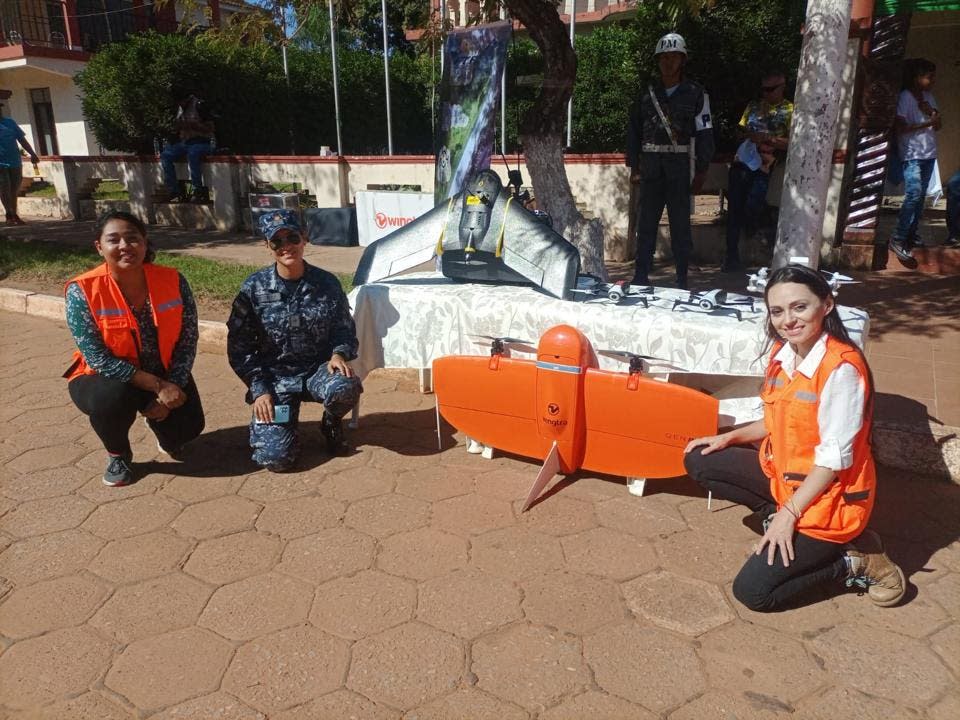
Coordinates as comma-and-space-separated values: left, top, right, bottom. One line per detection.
0, 238, 353, 302
24, 183, 57, 197
92, 180, 130, 200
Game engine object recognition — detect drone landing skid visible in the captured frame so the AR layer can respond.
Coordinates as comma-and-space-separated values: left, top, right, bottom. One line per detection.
671, 301, 743, 322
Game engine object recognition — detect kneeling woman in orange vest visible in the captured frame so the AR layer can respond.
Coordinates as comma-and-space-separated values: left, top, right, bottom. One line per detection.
64, 211, 205, 487
684, 264, 904, 611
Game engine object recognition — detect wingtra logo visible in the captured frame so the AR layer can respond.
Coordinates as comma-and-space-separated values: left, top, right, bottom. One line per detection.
374, 211, 416, 230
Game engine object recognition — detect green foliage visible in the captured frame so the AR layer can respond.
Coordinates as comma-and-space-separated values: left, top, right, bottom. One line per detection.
74, 30, 433, 155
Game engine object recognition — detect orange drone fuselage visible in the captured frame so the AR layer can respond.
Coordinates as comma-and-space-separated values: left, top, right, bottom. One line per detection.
433, 325, 719, 483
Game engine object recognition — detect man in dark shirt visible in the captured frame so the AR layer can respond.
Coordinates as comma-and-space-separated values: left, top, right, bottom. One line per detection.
627, 33, 715, 289
160, 90, 215, 203
227, 210, 363, 471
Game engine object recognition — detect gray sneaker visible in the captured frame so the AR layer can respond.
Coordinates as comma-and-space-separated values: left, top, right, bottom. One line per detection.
103, 454, 134, 487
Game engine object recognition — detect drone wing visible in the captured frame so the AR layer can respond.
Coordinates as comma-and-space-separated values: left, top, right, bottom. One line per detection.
352, 202, 453, 286
433, 355, 545, 461
581, 369, 718, 478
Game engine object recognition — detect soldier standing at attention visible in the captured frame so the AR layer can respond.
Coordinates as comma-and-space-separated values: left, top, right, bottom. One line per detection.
627, 33, 715, 289
227, 210, 363, 472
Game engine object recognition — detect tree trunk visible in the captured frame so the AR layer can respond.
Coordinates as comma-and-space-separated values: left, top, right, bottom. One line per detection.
773, 0, 852, 269
505, 0, 607, 278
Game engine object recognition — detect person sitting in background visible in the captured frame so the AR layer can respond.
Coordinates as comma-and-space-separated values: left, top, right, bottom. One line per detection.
227, 210, 363, 472
723, 70, 793, 272
0, 90, 40, 226
64, 211, 205, 487
160, 89, 215, 204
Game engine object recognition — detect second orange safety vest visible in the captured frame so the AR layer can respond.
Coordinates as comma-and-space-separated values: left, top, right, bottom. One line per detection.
64, 263, 183, 381
759, 336, 875, 544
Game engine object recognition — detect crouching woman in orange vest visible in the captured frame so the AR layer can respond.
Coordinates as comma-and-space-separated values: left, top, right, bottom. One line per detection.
64, 211, 205, 487
684, 264, 905, 611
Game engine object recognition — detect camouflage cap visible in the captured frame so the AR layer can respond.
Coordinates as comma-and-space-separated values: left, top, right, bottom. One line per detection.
259, 209, 301, 242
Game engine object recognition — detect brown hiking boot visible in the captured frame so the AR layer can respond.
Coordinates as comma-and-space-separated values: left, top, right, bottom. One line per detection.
844, 529, 906, 607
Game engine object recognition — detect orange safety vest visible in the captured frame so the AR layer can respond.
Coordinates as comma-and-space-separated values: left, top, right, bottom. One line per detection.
759, 336, 875, 544
64, 263, 183, 381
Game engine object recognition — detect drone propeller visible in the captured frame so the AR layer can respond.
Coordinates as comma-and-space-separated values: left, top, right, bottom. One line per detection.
597, 349, 688, 373
469, 334, 537, 354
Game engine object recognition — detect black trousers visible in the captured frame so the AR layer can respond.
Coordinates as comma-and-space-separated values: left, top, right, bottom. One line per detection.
69, 374, 205, 456
684, 445, 848, 612
633, 155, 692, 284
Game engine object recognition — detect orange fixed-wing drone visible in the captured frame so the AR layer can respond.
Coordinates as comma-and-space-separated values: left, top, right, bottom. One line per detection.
433, 325, 719, 511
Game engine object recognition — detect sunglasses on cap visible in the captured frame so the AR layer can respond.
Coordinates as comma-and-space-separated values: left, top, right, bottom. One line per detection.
268, 231, 303, 251
761, 82, 785, 93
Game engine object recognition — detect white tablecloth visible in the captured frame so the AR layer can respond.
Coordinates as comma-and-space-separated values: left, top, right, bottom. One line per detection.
348, 272, 869, 378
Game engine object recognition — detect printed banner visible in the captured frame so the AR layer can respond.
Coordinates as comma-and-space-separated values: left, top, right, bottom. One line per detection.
435, 20, 511, 203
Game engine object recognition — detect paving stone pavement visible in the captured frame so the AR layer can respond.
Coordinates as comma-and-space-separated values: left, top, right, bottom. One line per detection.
0, 310, 958, 719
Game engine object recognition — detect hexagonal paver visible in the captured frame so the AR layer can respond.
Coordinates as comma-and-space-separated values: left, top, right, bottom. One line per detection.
0, 494, 94, 538
678, 498, 756, 539
344, 493, 430, 538
161, 474, 245, 504
348, 622, 462, 710
654, 529, 750, 585
316, 467, 394, 502
377, 528, 468, 581
472, 623, 589, 711
147, 691, 265, 720
470, 527, 564, 580
418, 568, 522, 639
407, 688, 529, 720
668, 690, 795, 719
474, 468, 536, 502
0, 573, 110, 639
184, 531, 281, 585
14, 691, 133, 720
0, 627, 113, 709
106, 627, 233, 712
5, 443, 85, 474
0, 529, 104, 586
522, 571, 625, 635
270, 690, 398, 720
0, 466, 92, 502
278, 527, 375, 584
699, 622, 825, 703
930, 623, 960, 676
540, 690, 655, 720
518, 496, 597, 537
89, 530, 193, 584
560, 527, 658, 581
310, 569, 415, 640
622, 570, 734, 636
583, 622, 704, 713
238, 472, 314, 503
77, 469, 170, 504
833, 586, 950, 639
431, 493, 515, 537
395, 465, 475, 501
794, 685, 918, 720
732, 583, 844, 639
200, 572, 312, 641
170, 495, 262, 539
927, 691, 960, 720
809, 624, 954, 707
256, 495, 345, 538
925, 573, 960, 620
224, 626, 350, 714
88, 491, 182, 534
595, 497, 688, 539
89, 572, 212, 643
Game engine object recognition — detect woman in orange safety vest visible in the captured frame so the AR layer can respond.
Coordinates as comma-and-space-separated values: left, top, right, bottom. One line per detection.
64, 211, 204, 487
684, 264, 905, 611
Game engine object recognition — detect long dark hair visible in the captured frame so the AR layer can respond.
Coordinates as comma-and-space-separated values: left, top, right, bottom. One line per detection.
94, 210, 154, 262
763, 264, 874, 419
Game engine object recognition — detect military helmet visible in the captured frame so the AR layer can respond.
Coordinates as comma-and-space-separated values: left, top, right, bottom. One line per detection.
655, 32, 687, 56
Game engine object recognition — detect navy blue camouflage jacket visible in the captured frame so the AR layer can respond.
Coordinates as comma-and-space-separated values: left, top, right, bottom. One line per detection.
227, 262, 358, 401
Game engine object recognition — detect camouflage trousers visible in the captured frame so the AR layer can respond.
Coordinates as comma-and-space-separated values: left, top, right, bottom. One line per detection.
249, 365, 363, 469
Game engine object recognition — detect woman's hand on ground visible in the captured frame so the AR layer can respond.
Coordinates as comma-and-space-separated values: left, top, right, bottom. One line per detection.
684, 433, 730, 456
252, 393, 274, 423
142, 400, 170, 422
328, 353, 354, 378
157, 381, 187, 409
755, 509, 797, 567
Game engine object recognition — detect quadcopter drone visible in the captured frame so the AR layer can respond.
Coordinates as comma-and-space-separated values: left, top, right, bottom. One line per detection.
746, 267, 858, 296
671, 289, 758, 321
569, 277, 659, 308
